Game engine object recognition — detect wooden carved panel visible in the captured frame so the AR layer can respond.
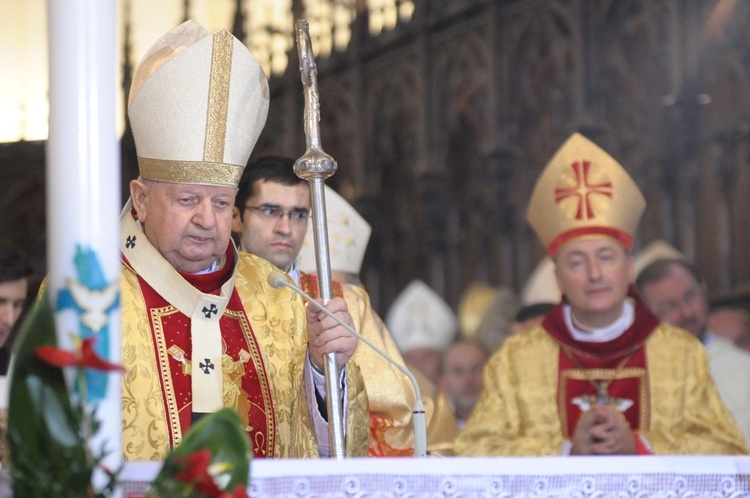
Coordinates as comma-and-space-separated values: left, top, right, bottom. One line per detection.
364, 48, 427, 307
0, 142, 47, 286
318, 71, 362, 194
430, 20, 496, 302
503, 1, 581, 285
696, 0, 750, 293
590, 0, 674, 249
5, 0, 750, 321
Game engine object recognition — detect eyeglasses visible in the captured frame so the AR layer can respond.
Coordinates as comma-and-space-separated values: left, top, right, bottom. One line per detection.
245, 205, 310, 223
652, 286, 704, 316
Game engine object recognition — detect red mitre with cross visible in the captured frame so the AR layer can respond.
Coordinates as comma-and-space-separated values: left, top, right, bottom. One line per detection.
527, 133, 646, 258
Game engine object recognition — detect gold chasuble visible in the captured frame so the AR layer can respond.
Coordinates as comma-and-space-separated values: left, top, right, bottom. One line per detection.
120, 210, 369, 461
300, 273, 458, 456
455, 288, 748, 456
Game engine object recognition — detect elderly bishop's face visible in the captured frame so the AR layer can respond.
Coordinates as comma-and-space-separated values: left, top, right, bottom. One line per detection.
131, 180, 237, 273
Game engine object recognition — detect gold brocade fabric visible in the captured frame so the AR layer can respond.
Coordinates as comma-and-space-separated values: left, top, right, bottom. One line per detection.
305, 279, 459, 456
413, 368, 460, 456
203, 30, 232, 164
343, 284, 415, 455
454, 324, 748, 456
121, 252, 369, 460
137, 157, 243, 187
344, 360, 370, 458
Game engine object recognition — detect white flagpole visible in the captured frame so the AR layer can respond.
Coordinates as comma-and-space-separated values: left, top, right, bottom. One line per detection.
46, 0, 121, 493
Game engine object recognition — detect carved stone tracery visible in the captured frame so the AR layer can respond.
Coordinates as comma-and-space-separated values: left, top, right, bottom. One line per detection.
5, 0, 750, 315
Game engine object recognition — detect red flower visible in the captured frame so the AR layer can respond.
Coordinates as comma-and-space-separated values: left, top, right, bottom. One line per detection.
36, 336, 125, 372
219, 484, 248, 498
175, 449, 211, 483
175, 449, 223, 497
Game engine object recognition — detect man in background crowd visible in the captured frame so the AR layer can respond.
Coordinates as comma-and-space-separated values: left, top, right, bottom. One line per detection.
709, 307, 750, 353
0, 244, 33, 352
440, 339, 488, 429
636, 257, 750, 443
234, 159, 459, 455
0, 243, 34, 460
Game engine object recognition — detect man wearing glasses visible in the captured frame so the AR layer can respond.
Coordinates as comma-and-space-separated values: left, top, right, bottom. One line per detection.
636, 257, 750, 443
120, 22, 368, 460
233, 163, 462, 456
232, 156, 310, 283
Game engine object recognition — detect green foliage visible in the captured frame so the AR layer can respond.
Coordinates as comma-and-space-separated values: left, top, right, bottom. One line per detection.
6, 293, 249, 498
7, 294, 103, 497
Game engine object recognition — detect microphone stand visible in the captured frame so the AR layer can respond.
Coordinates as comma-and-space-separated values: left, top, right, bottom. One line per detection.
294, 19, 345, 459
268, 272, 428, 457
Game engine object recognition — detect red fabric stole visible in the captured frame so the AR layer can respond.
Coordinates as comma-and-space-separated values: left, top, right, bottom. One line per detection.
124, 245, 276, 458
299, 272, 345, 300
542, 286, 660, 438
299, 272, 413, 457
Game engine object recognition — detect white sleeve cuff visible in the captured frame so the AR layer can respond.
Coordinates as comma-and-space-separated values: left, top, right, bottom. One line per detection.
561, 439, 573, 456
305, 352, 348, 457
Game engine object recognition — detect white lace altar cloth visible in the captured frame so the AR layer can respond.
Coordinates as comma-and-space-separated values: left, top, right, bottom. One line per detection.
122, 455, 750, 497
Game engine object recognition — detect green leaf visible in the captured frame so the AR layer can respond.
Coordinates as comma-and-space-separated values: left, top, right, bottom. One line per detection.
7, 292, 95, 497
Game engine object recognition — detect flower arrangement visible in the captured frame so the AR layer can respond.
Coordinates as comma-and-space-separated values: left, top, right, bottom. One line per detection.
6, 294, 251, 497
146, 409, 250, 498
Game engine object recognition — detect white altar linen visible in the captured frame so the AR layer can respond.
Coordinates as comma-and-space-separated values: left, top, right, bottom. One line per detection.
121, 456, 750, 497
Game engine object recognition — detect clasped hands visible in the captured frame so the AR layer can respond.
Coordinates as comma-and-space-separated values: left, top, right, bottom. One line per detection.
571, 403, 637, 455
305, 296, 358, 372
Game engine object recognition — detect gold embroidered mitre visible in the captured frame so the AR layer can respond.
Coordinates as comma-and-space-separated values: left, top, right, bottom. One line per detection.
521, 257, 561, 306
128, 20, 269, 187
458, 283, 497, 339
527, 133, 646, 257
298, 186, 372, 275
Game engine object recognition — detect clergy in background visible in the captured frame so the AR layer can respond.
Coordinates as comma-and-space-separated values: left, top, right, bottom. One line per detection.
297, 184, 459, 456
455, 133, 747, 456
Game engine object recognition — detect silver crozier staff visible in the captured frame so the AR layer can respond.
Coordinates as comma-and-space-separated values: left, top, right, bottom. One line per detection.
294, 18, 346, 459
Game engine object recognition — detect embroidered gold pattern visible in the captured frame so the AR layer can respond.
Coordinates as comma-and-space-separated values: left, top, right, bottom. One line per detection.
151, 306, 184, 447
255, 432, 266, 456
137, 157, 242, 187
226, 308, 276, 456
558, 366, 648, 437
204, 31, 232, 164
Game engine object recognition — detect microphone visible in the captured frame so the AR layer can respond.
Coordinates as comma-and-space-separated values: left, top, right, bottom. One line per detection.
267, 271, 428, 457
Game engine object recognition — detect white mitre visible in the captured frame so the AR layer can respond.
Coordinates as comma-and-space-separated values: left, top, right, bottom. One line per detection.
386, 280, 457, 354
128, 20, 269, 187
634, 239, 687, 278
298, 185, 372, 275
521, 256, 561, 306
123, 20, 268, 414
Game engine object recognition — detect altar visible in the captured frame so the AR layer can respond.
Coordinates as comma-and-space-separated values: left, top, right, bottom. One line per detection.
121, 455, 750, 497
